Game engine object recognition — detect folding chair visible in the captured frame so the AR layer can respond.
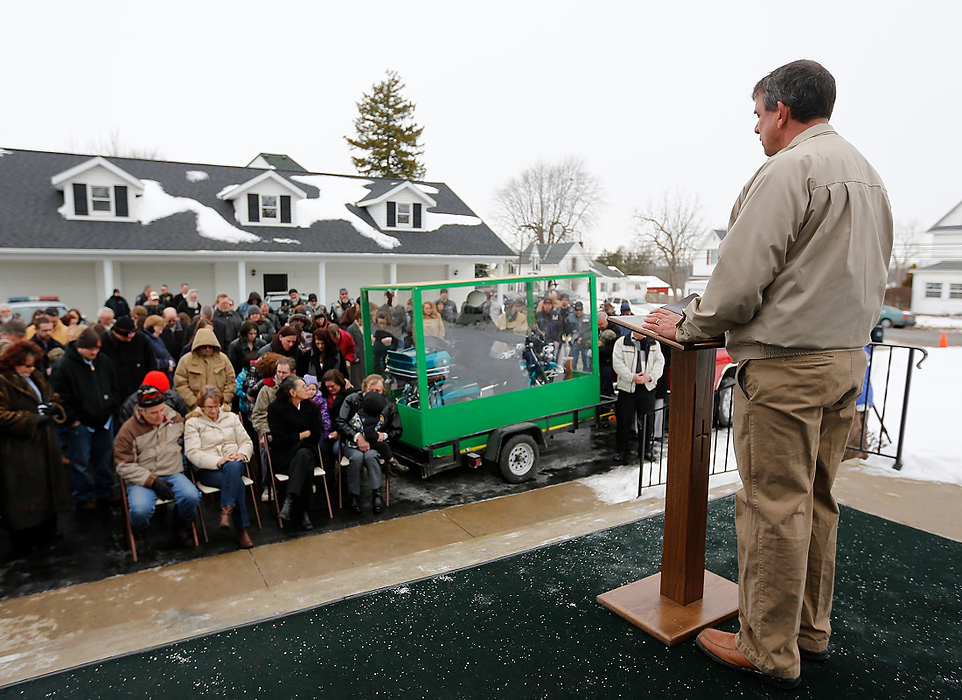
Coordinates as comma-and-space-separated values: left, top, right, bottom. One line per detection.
261, 436, 334, 527
337, 441, 390, 509
119, 475, 200, 563
187, 461, 262, 543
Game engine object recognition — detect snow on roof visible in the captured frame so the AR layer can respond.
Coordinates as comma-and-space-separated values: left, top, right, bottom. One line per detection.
139, 180, 261, 244
186, 170, 209, 182
291, 174, 400, 249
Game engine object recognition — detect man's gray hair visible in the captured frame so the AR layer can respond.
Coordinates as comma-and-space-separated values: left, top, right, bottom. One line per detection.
200, 305, 214, 319
753, 59, 836, 123
598, 312, 608, 322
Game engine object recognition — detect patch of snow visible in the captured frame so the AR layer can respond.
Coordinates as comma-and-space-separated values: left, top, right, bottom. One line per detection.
419, 211, 483, 232
915, 315, 962, 330
185, 170, 209, 182
291, 174, 401, 249
138, 180, 261, 244
272, 237, 300, 245
0, 148, 12, 157
415, 184, 439, 195
216, 184, 239, 199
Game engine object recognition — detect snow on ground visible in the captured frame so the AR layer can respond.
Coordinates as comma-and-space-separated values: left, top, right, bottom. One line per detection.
138, 180, 261, 244
582, 345, 962, 505
915, 315, 962, 330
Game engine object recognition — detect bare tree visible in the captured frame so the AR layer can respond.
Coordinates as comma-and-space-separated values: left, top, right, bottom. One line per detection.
889, 219, 923, 287
634, 190, 704, 300
76, 128, 162, 159
492, 158, 604, 250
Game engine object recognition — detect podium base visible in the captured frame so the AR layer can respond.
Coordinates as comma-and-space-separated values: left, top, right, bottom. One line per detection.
597, 571, 738, 646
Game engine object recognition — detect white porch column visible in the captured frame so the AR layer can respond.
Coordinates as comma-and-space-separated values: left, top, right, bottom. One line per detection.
317, 261, 327, 305
237, 261, 246, 304
101, 260, 115, 304
389, 262, 397, 285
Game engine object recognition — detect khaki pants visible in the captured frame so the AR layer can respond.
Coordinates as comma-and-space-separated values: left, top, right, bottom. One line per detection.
732, 350, 865, 678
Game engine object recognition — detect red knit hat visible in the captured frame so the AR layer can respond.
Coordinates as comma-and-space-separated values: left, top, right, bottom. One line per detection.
143, 370, 170, 392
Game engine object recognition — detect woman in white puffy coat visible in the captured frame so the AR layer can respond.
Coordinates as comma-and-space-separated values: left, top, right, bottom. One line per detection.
185, 385, 255, 548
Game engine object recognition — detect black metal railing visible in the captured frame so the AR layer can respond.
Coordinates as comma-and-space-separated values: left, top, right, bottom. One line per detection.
848, 343, 928, 470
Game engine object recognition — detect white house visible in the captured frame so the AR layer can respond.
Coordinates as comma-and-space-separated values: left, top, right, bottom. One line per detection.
512, 242, 612, 299
686, 228, 726, 296
910, 201, 962, 314
0, 149, 513, 317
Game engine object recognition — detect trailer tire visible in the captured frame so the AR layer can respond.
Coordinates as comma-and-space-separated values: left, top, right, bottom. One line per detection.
714, 378, 735, 428
499, 434, 539, 483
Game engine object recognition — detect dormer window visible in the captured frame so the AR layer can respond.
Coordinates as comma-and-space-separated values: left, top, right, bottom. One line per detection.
52, 157, 143, 221
91, 186, 112, 212
357, 181, 434, 231
219, 171, 306, 227
386, 201, 421, 228
261, 195, 279, 220
397, 203, 411, 225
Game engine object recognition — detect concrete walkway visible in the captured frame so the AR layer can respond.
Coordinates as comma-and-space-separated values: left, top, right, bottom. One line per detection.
0, 460, 959, 687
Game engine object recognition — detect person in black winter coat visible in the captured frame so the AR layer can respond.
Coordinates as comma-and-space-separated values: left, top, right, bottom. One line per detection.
267, 376, 321, 530
335, 374, 402, 514
98, 316, 154, 404
49, 328, 120, 508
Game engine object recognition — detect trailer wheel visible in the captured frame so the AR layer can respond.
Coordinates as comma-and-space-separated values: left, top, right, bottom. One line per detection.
714, 378, 735, 428
499, 434, 539, 483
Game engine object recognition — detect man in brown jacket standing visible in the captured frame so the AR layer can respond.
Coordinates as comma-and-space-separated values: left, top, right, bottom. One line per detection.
645, 60, 892, 689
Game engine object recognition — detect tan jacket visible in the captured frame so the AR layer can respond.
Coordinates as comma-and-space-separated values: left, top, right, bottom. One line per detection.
251, 383, 278, 437
677, 124, 893, 363
173, 327, 235, 409
184, 407, 254, 471
114, 405, 185, 486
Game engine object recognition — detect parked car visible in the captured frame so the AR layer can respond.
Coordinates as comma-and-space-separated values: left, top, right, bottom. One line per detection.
877, 305, 915, 328
5, 296, 70, 322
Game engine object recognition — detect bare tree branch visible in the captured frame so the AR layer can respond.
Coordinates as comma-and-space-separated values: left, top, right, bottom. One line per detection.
492, 158, 604, 250
634, 190, 704, 300
890, 219, 923, 286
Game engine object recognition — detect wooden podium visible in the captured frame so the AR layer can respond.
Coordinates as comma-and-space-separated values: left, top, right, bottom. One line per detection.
597, 317, 738, 645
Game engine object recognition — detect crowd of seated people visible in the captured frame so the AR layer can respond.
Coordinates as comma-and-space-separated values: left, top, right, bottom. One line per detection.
0, 285, 404, 558
0, 282, 634, 559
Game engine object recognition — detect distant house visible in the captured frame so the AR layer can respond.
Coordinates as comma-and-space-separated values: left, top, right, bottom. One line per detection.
910, 201, 962, 315
513, 242, 600, 299
0, 149, 512, 316
686, 228, 726, 296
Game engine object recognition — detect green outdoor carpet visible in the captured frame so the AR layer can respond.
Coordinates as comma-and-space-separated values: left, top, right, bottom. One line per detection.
3, 496, 959, 699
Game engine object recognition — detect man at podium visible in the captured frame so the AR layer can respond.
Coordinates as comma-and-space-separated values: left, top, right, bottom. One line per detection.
645, 60, 892, 688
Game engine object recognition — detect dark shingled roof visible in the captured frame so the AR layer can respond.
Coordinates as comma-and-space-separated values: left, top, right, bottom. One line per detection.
520, 243, 578, 265
0, 149, 512, 257
249, 153, 308, 172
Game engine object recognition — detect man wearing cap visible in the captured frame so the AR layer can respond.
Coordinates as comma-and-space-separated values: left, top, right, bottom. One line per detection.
117, 369, 189, 424
98, 316, 155, 403
569, 301, 592, 371
50, 328, 120, 509
114, 385, 199, 547
104, 289, 131, 320
329, 288, 353, 326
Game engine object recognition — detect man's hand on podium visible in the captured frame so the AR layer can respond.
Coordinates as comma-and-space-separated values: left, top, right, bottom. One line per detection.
643, 308, 682, 341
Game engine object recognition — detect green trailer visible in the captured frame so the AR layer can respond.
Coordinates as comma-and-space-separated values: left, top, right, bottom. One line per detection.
359, 273, 602, 481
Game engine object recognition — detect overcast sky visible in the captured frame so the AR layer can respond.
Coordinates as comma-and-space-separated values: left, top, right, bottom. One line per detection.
3, 1, 960, 256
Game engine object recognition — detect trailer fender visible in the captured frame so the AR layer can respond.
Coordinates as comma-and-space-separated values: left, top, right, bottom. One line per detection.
483, 423, 546, 464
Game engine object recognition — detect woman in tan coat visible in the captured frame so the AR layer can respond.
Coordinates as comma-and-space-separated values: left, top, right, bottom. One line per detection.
185, 385, 255, 548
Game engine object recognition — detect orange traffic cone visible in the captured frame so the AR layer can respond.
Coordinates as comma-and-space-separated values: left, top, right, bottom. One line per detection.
939, 332, 948, 348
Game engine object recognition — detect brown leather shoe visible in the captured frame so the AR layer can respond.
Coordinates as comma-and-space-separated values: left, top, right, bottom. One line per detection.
695, 628, 800, 690
236, 527, 254, 549
218, 505, 234, 529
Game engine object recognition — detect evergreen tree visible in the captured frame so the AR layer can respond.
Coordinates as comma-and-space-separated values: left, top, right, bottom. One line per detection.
346, 71, 426, 180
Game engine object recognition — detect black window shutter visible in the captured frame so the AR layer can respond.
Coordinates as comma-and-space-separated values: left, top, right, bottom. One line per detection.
413, 203, 422, 228
280, 195, 291, 223
248, 193, 260, 222
73, 184, 88, 216
387, 201, 396, 227
114, 186, 128, 217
